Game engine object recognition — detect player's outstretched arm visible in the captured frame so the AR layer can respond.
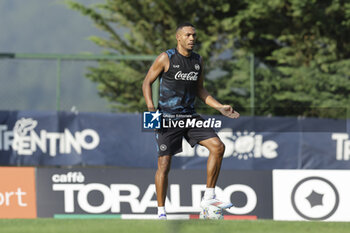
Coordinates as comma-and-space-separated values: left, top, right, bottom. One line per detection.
142, 53, 169, 111
196, 59, 240, 119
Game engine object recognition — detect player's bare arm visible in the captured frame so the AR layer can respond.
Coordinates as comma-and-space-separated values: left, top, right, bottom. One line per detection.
196, 58, 240, 119
142, 53, 169, 111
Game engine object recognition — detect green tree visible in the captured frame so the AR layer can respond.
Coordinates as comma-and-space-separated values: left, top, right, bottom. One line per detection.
225, 0, 350, 117
66, 0, 246, 113
67, 0, 350, 118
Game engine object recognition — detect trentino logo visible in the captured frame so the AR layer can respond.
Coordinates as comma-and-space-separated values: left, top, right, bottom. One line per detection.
0, 117, 100, 156
331, 133, 350, 160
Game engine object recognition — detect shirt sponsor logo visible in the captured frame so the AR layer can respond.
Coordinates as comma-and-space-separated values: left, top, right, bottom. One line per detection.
174, 71, 198, 81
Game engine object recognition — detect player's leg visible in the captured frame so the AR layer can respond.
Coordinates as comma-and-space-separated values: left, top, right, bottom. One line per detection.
154, 127, 183, 219
186, 122, 232, 209
199, 137, 233, 209
155, 154, 172, 219
199, 137, 225, 189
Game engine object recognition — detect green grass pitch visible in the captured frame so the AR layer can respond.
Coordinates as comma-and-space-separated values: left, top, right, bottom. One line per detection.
1, 219, 350, 233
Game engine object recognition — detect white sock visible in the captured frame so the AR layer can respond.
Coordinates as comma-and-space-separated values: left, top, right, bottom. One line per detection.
158, 206, 166, 215
203, 187, 215, 200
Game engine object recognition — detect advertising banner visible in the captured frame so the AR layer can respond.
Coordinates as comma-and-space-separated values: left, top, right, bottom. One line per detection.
0, 167, 37, 218
36, 167, 272, 219
273, 170, 350, 221
0, 110, 348, 169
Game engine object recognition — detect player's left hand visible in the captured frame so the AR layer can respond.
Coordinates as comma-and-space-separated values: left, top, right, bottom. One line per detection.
219, 105, 240, 119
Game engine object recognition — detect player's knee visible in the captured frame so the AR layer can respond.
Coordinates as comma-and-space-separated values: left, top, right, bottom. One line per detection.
157, 158, 171, 175
210, 140, 225, 156
217, 142, 225, 156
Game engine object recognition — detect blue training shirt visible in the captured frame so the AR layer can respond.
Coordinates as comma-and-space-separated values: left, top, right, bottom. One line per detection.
158, 48, 202, 116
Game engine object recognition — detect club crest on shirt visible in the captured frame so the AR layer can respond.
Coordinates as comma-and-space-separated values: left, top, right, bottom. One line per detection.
195, 64, 200, 70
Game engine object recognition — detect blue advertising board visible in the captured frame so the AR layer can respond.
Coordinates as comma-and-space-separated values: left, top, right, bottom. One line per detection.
0, 110, 348, 169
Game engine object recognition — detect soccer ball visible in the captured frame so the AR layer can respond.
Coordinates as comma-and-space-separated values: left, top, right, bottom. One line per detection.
199, 206, 223, 220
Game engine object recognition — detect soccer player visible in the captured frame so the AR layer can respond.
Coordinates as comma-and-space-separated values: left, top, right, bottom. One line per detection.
142, 22, 240, 219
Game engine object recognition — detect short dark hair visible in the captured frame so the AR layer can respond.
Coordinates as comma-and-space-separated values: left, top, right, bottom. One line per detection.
176, 22, 195, 33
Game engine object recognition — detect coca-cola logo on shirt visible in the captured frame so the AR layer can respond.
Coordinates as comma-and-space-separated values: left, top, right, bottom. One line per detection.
174, 71, 199, 81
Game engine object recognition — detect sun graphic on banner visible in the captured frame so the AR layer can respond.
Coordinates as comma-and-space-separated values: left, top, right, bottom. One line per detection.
232, 131, 256, 160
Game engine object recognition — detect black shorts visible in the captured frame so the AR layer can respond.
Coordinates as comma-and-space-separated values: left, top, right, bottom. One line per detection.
155, 116, 218, 156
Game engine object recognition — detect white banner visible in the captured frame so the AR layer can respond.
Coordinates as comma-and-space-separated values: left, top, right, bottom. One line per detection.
273, 170, 350, 221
